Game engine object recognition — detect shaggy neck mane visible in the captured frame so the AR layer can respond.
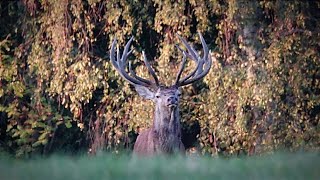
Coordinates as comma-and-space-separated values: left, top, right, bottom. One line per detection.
152, 105, 181, 152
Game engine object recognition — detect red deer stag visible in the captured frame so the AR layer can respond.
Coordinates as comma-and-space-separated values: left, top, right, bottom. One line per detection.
109, 32, 212, 155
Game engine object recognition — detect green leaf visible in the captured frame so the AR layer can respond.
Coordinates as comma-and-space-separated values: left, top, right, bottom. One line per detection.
32, 141, 42, 147
65, 121, 72, 128
41, 139, 48, 145
38, 132, 48, 140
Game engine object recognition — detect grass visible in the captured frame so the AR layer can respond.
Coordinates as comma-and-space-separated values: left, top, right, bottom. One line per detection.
0, 152, 319, 180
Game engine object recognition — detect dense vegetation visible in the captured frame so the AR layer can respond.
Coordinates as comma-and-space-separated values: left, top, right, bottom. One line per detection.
0, 0, 319, 157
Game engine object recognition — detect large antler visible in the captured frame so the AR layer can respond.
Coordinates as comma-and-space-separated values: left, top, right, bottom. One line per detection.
110, 37, 159, 87
175, 32, 212, 86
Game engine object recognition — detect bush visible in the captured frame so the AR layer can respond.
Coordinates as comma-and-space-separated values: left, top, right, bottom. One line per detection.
0, 0, 319, 157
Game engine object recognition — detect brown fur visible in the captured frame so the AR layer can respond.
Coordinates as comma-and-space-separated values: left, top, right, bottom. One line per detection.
133, 127, 185, 155
133, 101, 185, 155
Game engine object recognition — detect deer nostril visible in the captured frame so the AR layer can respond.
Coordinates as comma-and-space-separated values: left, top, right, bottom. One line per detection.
167, 97, 177, 104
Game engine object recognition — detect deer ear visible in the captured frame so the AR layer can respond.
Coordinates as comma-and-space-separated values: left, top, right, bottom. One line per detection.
134, 85, 155, 100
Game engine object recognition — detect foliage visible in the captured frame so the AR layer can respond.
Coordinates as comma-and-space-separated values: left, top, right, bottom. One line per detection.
0, 0, 319, 157
199, 0, 320, 155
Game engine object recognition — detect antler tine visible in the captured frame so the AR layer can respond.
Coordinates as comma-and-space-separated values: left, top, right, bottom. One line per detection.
110, 38, 119, 70
119, 36, 134, 68
142, 51, 159, 86
128, 61, 152, 85
176, 33, 204, 79
175, 45, 187, 85
175, 32, 212, 86
110, 37, 154, 87
175, 44, 193, 59
178, 57, 201, 83
199, 32, 209, 61
176, 34, 199, 62
174, 43, 202, 85
195, 32, 209, 75
179, 52, 212, 86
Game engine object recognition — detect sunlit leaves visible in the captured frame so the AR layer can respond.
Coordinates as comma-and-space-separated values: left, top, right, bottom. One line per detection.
1, 0, 319, 157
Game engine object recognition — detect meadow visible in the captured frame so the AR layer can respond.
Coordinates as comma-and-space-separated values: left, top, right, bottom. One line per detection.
0, 152, 319, 180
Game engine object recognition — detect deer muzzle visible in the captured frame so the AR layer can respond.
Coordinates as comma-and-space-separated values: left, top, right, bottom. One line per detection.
166, 96, 178, 108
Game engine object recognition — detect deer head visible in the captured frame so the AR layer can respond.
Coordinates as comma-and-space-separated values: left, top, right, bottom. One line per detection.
110, 32, 212, 155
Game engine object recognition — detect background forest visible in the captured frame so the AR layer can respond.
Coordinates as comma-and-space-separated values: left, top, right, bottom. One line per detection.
0, 0, 319, 157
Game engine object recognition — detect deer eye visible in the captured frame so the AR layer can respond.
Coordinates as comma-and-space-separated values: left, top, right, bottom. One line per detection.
155, 94, 160, 98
